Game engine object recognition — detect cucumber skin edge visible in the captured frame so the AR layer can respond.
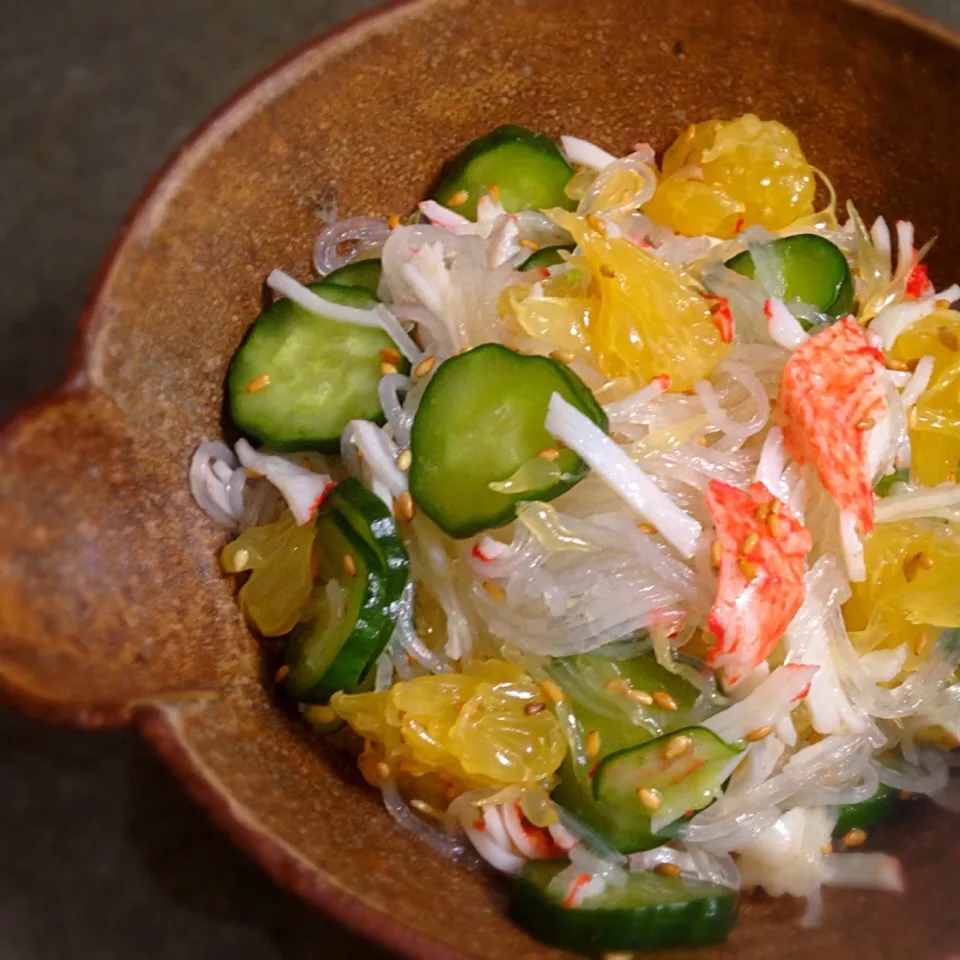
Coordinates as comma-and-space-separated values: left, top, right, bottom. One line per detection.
510, 866, 739, 954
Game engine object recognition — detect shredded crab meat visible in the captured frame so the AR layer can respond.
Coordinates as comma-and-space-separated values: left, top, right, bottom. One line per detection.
905, 262, 934, 299
870, 216, 892, 266
381, 224, 518, 352
547, 821, 579, 852
895, 220, 915, 276
457, 799, 565, 875
838, 511, 866, 583
400, 243, 451, 318
343, 420, 407, 500
560, 134, 618, 171
706, 480, 813, 686
779, 317, 887, 545
546, 393, 702, 558
418, 199, 471, 230
485, 214, 522, 268
556, 871, 607, 908
764, 297, 810, 351
755, 427, 794, 506
899, 354, 934, 413
266, 269, 382, 327
463, 806, 527, 875
477, 193, 508, 222
234, 440, 333, 526
704, 663, 818, 741
417, 196, 510, 240
500, 803, 564, 859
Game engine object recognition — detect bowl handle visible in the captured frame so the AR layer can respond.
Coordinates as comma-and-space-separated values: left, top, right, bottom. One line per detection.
0, 389, 253, 727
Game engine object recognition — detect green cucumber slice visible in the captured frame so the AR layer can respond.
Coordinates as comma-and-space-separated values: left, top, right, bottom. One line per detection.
323, 259, 382, 296
521, 245, 575, 271
552, 761, 672, 854
550, 654, 699, 757
284, 511, 394, 704
228, 281, 404, 452
432, 125, 575, 221
549, 655, 701, 852
594, 727, 743, 831
511, 859, 739, 953
408, 344, 608, 538
726, 234, 854, 319
326, 477, 409, 603
833, 783, 900, 839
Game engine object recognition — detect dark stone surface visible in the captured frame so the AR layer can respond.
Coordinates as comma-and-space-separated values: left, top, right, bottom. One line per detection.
0, 711, 386, 959
0, 0, 957, 957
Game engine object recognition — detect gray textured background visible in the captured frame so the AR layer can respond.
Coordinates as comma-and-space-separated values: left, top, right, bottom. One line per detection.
1, 1, 958, 957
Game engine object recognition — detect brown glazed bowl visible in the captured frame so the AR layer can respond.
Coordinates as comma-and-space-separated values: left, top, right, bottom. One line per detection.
2, 0, 960, 956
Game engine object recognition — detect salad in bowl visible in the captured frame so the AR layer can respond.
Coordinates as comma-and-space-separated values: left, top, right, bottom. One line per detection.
190, 115, 960, 955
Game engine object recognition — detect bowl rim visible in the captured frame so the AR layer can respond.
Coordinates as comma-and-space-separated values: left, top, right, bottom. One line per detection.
3, 0, 960, 957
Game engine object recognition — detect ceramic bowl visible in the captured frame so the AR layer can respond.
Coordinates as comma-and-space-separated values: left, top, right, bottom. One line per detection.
3, 0, 960, 956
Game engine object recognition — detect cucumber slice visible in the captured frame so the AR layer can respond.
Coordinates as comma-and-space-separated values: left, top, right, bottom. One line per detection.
228, 281, 403, 452
833, 783, 900, 839
326, 477, 409, 603
408, 344, 608, 538
284, 511, 394, 704
550, 655, 701, 852
521, 245, 574, 271
432, 125, 576, 221
553, 761, 672, 854
322, 259, 382, 296
284, 478, 410, 702
591, 654, 698, 716
726, 234, 854, 319
550, 653, 699, 757
594, 727, 743, 831
511, 859, 739, 953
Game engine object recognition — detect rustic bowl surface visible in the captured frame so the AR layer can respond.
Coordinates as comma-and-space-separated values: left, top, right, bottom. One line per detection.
2, 0, 960, 956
